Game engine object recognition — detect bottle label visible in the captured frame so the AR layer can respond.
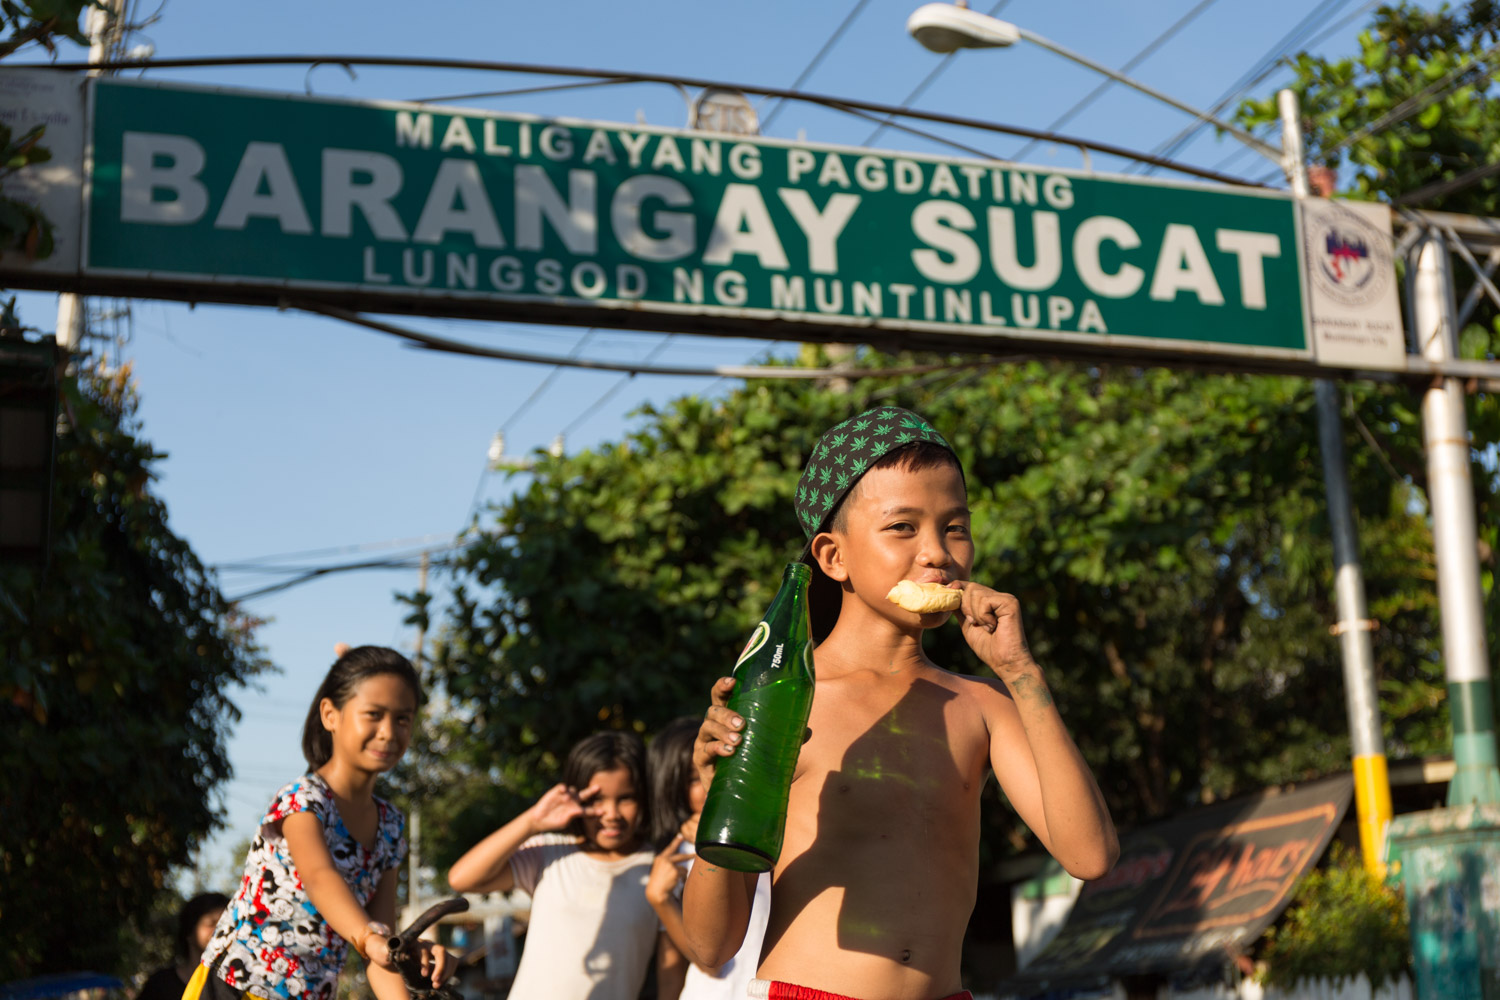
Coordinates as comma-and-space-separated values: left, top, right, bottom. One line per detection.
734, 621, 770, 672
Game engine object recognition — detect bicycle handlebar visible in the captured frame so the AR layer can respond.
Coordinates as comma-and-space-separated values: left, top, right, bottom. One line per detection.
387, 897, 469, 998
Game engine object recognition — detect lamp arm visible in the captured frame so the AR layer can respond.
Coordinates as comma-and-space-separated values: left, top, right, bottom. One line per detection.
1015, 25, 1283, 165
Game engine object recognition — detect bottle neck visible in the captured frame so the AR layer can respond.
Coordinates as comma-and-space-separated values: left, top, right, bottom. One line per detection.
762, 563, 812, 644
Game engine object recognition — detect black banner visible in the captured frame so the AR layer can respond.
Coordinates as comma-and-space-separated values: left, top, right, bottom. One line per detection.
1006, 773, 1353, 989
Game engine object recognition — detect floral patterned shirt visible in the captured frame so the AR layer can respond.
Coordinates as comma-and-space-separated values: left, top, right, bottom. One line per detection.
200, 773, 406, 1000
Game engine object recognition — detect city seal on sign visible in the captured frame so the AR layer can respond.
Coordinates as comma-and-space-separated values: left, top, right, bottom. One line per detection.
1303, 201, 1392, 309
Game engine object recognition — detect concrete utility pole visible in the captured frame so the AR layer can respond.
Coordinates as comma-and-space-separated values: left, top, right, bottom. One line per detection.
416, 549, 429, 671
1278, 90, 1393, 871
56, 0, 123, 354
1411, 228, 1500, 807
408, 810, 422, 911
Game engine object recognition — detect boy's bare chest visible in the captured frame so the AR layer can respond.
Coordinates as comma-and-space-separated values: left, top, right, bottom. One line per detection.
795, 675, 989, 816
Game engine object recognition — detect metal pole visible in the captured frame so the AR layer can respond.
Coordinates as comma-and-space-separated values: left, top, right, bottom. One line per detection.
408, 550, 428, 912
1411, 227, 1500, 807
1278, 90, 1394, 870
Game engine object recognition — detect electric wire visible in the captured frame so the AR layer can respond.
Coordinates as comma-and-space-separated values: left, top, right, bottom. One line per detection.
460, 327, 598, 531
1130, 0, 1359, 174
1137, 0, 1353, 168
863, 0, 1015, 147
1207, 122, 1281, 173
52, 53, 1259, 184
410, 77, 629, 105
501, 329, 598, 432
211, 533, 459, 568
760, 0, 876, 131
300, 304, 973, 379
227, 554, 455, 603
831, 103, 1015, 162
1320, 42, 1500, 158
1201, 0, 1384, 176
1248, 39, 1500, 184
1009, 0, 1225, 162
1393, 159, 1500, 207
558, 334, 678, 441
216, 542, 459, 575
1301, 0, 1385, 53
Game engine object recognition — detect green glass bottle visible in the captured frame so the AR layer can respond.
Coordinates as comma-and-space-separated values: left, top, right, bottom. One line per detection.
696, 562, 816, 873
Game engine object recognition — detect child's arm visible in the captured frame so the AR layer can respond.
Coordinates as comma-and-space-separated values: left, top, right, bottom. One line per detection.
447, 783, 596, 894
282, 812, 400, 969
959, 585, 1119, 879
646, 834, 712, 971
655, 929, 688, 1000
680, 678, 762, 968
363, 871, 454, 1000
365, 873, 408, 1000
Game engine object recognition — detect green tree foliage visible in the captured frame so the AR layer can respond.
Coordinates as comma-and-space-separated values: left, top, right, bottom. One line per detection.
417, 351, 1462, 867
0, 0, 94, 59
0, 363, 269, 977
1237, 0, 1500, 736
1258, 843, 1412, 987
1239, 1, 1500, 212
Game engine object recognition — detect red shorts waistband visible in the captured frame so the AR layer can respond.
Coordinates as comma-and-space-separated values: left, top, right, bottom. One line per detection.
756, 980, 972, 1000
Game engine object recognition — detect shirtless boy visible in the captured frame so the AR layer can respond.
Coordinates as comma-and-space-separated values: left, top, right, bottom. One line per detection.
683, 407, 1118, 1000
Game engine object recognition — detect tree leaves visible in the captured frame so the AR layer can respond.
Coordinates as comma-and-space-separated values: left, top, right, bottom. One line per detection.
0, 365, 270, 977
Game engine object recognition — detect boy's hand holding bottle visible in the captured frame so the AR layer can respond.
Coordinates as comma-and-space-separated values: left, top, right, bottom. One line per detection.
693, 677, 743, 791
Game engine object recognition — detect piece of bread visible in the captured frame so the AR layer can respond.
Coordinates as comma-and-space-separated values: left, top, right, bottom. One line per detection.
886, 580, 962, 614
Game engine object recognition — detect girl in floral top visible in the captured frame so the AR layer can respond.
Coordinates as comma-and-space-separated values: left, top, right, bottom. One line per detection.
189, 647, 451, 1000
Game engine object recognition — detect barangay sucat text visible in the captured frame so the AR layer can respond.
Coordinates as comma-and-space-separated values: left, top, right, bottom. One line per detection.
111, 103, 1296, 334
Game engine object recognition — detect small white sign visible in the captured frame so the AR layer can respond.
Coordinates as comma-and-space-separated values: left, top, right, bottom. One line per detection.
1301, 198, 1406, 370
0, 69, 86, 275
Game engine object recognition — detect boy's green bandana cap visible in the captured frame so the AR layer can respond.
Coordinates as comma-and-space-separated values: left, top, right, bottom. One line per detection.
794, 406, 957, 540
795, 406, 959, 642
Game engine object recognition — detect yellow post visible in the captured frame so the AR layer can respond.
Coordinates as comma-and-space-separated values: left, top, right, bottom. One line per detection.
1352, 753, 1393, 875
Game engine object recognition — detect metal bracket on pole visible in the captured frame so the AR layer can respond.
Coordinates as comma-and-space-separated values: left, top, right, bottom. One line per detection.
1329, 619, 1379, 636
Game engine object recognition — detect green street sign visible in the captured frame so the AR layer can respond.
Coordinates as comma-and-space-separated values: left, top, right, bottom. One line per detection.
81, 78, 1310, 361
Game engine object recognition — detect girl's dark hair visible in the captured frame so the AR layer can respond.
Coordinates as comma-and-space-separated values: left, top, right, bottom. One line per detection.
175, 891, 230, 959
561, 731, 649, 839
648, 716, 702, 848
301, 645, 423, 768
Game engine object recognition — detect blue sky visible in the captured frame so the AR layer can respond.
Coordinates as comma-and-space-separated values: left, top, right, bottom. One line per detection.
11, 0, 1416, 885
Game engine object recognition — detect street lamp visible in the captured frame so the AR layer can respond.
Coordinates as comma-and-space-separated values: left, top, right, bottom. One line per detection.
905, 2, 1282, 164
904, 0, 1412, 872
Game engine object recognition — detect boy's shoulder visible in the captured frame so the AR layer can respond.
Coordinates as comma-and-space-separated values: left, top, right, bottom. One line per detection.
920, 659, 1016, 703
